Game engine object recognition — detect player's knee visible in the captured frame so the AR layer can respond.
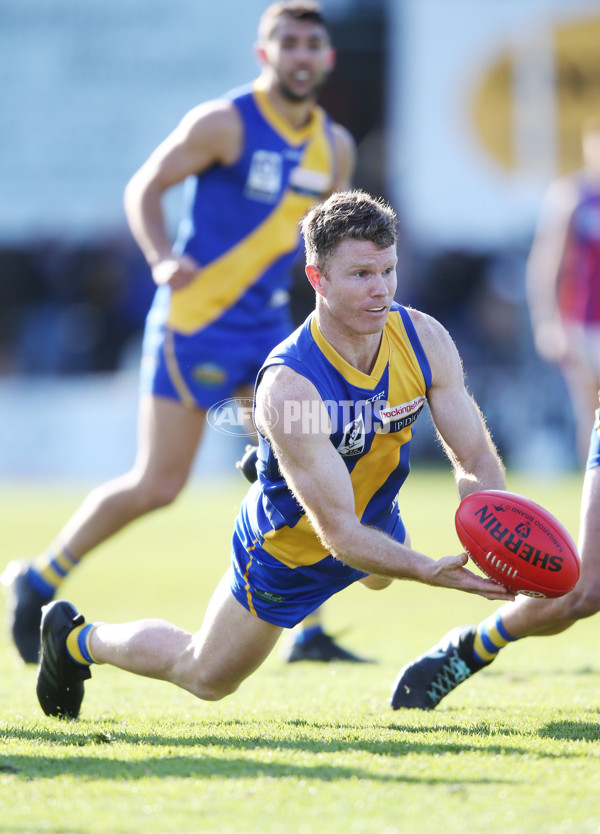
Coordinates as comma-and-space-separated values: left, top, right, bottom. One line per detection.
150, 480, 184, 510
189, 673, 241, 702
135, 475, 186, 512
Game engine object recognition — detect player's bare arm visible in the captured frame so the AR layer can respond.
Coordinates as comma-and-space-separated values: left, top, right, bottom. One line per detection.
525, 177, 578, 362
256, 364, 514, 601
124, 100, 243, 289
409, 308, 506, 499
330, 122, 356, 191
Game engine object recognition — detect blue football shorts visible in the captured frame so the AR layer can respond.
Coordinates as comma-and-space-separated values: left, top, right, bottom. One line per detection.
229, 534, 368, 628
229, 491, 406, 628
140, 305, 291, 410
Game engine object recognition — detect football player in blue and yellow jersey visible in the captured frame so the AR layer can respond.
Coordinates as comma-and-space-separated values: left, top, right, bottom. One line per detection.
35, 190, 514, 720
4, 1, 359, 665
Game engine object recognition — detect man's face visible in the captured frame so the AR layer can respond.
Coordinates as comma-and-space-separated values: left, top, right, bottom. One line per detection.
259, 17, 334, 103
314, 239, 398, 336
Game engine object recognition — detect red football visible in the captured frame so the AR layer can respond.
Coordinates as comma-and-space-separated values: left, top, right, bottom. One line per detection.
455, 490, 580, 598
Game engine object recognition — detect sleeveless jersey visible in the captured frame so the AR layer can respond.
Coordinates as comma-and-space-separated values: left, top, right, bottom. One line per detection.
234, 303, 432, 573
559, 179, 600, 324
156, 79, 335, 335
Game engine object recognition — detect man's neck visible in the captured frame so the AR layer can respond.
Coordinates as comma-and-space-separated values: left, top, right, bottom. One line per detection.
259, 78, 316, 130
315, 311, 383, 377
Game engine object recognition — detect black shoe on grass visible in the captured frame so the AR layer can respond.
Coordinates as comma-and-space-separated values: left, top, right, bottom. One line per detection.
390, 625, 487, 710
36, 601, 91, 719
1, 560, 52, 664
283, 630, 375, 663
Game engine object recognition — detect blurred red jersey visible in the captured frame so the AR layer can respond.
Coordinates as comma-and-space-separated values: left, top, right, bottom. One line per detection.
559, 180, 600, 324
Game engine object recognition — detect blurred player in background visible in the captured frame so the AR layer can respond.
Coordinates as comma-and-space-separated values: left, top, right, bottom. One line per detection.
33, 190, 514, 720
527, 117, 600, 463
390, 412, 600, 711
3, 1, 364, 665
390, 118, 600, 711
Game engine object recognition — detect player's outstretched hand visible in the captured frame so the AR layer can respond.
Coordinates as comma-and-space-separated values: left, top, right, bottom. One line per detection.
431, 553, 515, 601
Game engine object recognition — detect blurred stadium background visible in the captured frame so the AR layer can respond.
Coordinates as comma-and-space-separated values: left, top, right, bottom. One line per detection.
2, 0, 599, 482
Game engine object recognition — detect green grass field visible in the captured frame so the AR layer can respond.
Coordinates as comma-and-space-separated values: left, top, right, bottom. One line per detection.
1, 470, 599, 834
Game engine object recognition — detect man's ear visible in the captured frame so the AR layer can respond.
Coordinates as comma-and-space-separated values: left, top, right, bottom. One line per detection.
254, 42, 268, 67
306, 264, 325, 296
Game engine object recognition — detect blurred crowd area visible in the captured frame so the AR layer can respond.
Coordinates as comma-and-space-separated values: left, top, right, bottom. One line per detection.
0, 217, 572, 474
0, 236, 152, 377
3, 0, 595, 477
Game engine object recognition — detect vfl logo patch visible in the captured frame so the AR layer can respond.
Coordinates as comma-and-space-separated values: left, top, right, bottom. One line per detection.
245, 150, 282, 203
337, 414, 365, 457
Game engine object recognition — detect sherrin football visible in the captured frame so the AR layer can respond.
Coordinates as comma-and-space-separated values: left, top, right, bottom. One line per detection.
455, 490, 580, 598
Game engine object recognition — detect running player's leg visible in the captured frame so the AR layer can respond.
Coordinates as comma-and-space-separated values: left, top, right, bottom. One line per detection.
4, 394, 205, 662
53, 395, 206, 557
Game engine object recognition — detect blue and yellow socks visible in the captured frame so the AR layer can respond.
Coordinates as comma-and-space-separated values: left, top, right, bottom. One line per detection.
295, 611, 323, 645
66, 622, 102, 667
27, 542, 82, 599
472, 611, 519, 666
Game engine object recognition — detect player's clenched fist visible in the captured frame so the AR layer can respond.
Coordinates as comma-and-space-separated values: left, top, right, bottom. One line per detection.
152, 255, 199, 289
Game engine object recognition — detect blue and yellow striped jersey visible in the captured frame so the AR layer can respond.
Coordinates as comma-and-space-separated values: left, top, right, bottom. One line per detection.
163, 79, 336, 335
236, 303, 432, 569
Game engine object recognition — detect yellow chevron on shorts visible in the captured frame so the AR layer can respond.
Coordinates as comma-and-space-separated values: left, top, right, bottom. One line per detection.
261, 513, 328, 568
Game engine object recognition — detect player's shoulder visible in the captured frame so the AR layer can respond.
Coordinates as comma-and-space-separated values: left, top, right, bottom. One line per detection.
260, 362, 318, 401
258, 321, 322, 406
330, 120, 355, 149
256, 362, 321, 438
403, 307, 460, 381
178, 98, 243, 162
404, 306, 452, 347
182, 97, 241, 132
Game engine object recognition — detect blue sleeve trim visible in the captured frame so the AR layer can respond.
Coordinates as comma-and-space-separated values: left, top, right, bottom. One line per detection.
397, 305, 432, 390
